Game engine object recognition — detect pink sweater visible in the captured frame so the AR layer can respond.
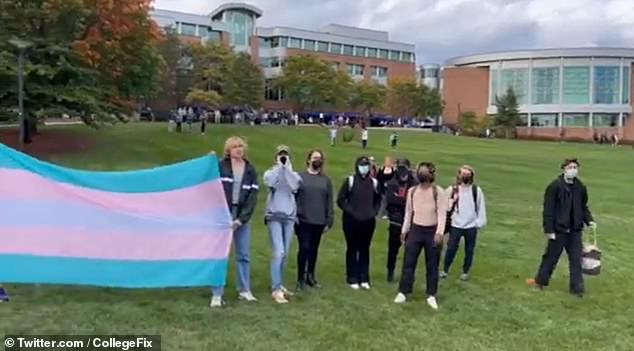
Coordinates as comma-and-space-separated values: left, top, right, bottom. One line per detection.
401, 185, 447, 234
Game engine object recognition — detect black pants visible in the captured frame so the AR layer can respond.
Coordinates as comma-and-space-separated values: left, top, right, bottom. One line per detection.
343, 214, 376, 284
386, 223, 402, 273
535, 231, 584, 294
201, 121, 207, 133
443, 227, 478, 274
295, 222, 325, 281
399, 225, 440, 296
362, 140, 368, 149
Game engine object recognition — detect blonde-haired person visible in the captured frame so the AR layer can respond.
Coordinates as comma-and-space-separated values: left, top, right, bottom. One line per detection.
210, 136, 260, 307
263, 145, 302, 303
440, 165, 487, 281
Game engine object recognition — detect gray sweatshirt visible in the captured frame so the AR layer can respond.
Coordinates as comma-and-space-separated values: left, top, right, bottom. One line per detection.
263, 163, 302, 222
296, 171, 334, 228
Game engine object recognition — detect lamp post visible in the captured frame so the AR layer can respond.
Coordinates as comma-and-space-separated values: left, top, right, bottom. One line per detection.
8, 38, 33, 145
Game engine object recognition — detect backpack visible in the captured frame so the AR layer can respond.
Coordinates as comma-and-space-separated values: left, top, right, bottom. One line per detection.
348, 175, 379, 193
445, 185, 479, 234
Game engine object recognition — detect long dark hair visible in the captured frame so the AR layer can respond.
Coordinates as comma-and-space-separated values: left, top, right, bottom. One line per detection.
306, 149, 326, 174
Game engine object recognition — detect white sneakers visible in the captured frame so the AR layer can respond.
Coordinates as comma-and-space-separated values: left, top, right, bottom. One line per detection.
350, 283, 371, 290
394, 293, 407, 304
426, 296, 439, 310
349, 283, 360, 290
272, 290, 289, 304
393, 293, 439, 310
280, 286, 295, 297
360, 282, 371, 290
238, 291, 258, 302
209, 296, 223, 308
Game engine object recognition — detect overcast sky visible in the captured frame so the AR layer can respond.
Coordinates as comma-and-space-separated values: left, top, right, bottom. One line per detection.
154, 0, 634, 64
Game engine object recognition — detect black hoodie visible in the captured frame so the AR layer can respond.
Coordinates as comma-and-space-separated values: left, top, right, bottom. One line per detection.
336, 156, 382, 221
385, 173, 418, 226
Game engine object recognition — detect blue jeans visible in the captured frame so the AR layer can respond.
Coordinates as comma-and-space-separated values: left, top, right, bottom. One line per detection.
267, 220, 294, 291
211, 223, 251, 297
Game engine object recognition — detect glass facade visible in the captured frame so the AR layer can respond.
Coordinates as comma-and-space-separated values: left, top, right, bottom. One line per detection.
379, 49, 389, 59
343, 45, 354, 56
623, 66, 630, 104
500, 68, 529, 105
531, 113, 559, 127
289, 37, 302, 49
354, 46, 366, 57
389, 50, 400, 61
402, 52, 413, 62
304, 39, 315, 51
593, 113, 619, 127
367, 48, 378, 58
317, 41, 329, 53
207, 30, 221, 42
490, 69, 498, 104
532, 67, 560, 104
330, 43, 342, 54
180, 23, 196, 36
562, 66, 590, 104
593, 66, 620, 104
563, 113, 589, 127
259, 37, 270, 48
518, 114, 529, 127
225, 11, 253, 47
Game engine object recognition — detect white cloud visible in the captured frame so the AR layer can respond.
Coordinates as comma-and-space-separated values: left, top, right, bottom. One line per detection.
153, 0, 634, 63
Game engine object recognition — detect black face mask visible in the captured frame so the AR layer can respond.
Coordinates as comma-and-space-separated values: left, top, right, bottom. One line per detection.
396, 166, 409, 182
311, 160, 323, 170
460, 175, 473, 184
417, 173, 433, 184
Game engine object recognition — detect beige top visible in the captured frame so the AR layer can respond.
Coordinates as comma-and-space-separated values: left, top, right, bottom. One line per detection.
401, 185, 448, 234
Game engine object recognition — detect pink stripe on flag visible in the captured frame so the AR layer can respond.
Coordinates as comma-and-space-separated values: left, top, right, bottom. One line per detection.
0, 169, 228, 216
0, 228, 233, 261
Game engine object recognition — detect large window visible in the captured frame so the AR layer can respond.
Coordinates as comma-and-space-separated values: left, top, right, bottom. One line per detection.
258, 37, 271, 49
354, 46, 366, 57
623, 66, 630, 104
389, 50, 400, 61
372, 66, 387, 77
270, 37, 287, 48
500, 68, 529, 105
593, 66, 620, 104
207, 30, 221, 42
343, 45, 353, 56
532, 67, 560, 104
304, 39, 316, 51
490, 69, 498, 105
402, 52, 413, 62
593, 113, 619, 127
562, 66, 590, 104
367, 48, 378, 58
563, 113, 589, 127
330, 43, 342, 54
289, 37, 302, 49
226, 11, 252, 46
317, 41, 329, 53
180, 23, 196, 36
379, 49, 389, 59
518, 114, 529, 127
347, 64, 364, 76
531, 113, 559, 127
265, 80, 284, 101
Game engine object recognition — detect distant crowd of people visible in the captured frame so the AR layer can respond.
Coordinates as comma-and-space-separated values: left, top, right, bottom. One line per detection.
592, 131, 620, 146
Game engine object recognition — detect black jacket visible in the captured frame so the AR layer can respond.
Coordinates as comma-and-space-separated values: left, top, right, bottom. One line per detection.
376, 166, 395, 194
219, 158, 259, 224
385, 177, 418, 225
337, 157, 382, 221
543, 175, 593, 234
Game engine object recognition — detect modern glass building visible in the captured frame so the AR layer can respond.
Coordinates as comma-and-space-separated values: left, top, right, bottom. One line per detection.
442, 48, 634, 141
419, 64, 440, 90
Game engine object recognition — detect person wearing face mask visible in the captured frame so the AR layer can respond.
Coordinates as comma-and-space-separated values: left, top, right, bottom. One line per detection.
394, 162, 447, 310
337, 156, 382, 290
263, 145, 302, 303
384, 159, 418, 282
295, 150, 334, 291
526, 158, 596, 298
440, 165, 487, 281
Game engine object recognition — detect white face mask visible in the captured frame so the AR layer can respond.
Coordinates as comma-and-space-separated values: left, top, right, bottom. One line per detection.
564, 168, 578, 180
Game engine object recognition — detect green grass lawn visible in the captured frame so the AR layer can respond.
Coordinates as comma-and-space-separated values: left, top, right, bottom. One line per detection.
2, 123, 633, 350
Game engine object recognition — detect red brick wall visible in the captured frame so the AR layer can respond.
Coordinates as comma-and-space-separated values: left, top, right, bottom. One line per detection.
441, 67, 489, 125
249, 35, 259, 62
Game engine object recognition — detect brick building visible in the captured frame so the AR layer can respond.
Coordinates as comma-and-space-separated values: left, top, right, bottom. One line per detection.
151, 3, 416, 112
441, 48, 634, 142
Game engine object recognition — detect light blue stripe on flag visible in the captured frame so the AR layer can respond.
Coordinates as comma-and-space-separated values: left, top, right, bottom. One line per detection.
0, 143, 219, 193
0, 255, 229, 288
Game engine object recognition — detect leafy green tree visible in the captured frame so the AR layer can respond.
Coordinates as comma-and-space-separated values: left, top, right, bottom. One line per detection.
495, 87, 521, 138
349, 80, 386, 116
224, 52, 263, 108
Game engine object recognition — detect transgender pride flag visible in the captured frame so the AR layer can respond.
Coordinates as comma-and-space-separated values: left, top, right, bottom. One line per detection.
0, 143, 233, 288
